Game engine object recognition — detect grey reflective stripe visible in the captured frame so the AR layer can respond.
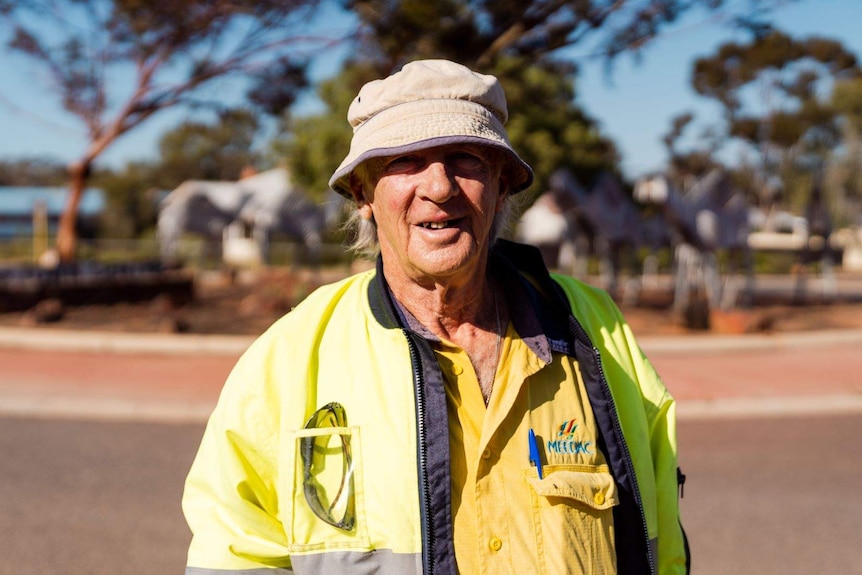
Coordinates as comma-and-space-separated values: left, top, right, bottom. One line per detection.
291, 549, 422, 575
649, 537, 659, 570
186, 568, 293, 574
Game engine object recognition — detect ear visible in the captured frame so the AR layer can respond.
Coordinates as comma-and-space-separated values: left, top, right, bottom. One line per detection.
495, 179, 510, 213
348, 172, 368, 204
349, 173, 374, 220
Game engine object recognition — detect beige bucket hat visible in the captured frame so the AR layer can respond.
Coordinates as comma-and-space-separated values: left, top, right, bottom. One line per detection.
328, 59, 534, 198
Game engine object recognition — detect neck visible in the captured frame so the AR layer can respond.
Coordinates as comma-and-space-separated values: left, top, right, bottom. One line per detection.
381, 247, 497, 329
383, 258, 508, 403
385, 270, 495, 339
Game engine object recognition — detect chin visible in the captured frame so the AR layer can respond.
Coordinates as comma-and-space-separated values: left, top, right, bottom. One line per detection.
412, 249, 480, 281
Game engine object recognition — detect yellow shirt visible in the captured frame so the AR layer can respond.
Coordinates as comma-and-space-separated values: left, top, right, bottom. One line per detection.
435, 322, 618, 575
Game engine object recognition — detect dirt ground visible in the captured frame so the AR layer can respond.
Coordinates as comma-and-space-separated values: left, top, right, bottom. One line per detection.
2, 265, 862, 338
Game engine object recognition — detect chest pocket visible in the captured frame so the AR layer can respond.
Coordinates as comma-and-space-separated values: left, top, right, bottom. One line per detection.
525, 464, 619, 574
286, 425, 372, 552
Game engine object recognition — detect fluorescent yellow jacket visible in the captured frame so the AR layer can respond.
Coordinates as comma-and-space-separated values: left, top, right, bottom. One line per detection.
183, 240, 689, 574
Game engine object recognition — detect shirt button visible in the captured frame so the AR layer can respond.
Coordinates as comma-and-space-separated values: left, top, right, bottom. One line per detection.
488, 537, 503, 552
481, 448, 491, 460
594, 491, 606, 505
452, 364, 464, 375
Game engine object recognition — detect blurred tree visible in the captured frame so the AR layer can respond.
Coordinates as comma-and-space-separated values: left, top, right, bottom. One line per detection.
92, 161, 160, 239
829, 77, 862, 225
832, 77, 862, 129
278, 56, 619, 205
493, 57, 618, 191
91, 109, 264, 240
1, 0, 323, 261
346, 0, 790, 70
661, 111, 722, 186
691, 29, 862, 209
274, 62, 378, 202
0, 157, 68, 186
283, 0, 792, 203
157, 108, 262, 187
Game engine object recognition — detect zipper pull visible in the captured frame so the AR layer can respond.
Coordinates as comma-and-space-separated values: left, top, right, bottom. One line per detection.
677, 467, 686, 499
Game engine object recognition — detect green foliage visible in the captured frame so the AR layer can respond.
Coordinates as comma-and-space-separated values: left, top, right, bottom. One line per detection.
91, 161, 160, 239
4, 0, 320, 133
156, 108, 262, 188
0, 157, 68, 186
832, 77, 862, 130
280, 55, 618, 203
1, 0, 323, 258
248, 57, 311, 116
493, 58, 619, 189
692, 30, 861, 152
274, 62, 381, 201
828, 77, 862, 223
660, 111, 723, 181
347, 0, 476, 68
346, 0, 762, 68
62, 106, 285, 244
662, 112, 694, 153
299, 0, 758, 200
91, 108, 271, 239
290, 0, 672, 201
688, 29, 862, 216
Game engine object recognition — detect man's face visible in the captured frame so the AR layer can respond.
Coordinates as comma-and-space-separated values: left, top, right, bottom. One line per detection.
357, 144, 507, 286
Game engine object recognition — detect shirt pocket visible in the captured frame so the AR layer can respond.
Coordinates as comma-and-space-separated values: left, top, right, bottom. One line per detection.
286, 425, 372, 553
525, 464, 619, 574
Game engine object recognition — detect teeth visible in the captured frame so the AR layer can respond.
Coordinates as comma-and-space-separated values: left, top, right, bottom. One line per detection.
423, 221, 449, 229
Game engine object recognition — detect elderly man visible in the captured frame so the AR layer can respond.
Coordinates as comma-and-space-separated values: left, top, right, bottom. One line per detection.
183, 59, 689, 575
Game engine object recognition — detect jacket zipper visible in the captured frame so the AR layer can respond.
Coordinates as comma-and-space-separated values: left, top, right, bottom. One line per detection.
593, 347, 657, 575
405, 330, 435, 575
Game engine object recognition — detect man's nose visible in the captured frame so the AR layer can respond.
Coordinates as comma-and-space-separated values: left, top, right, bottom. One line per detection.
418, 160, 459, 202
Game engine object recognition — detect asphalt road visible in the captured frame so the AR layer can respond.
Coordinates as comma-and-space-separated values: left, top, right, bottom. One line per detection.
0, 416, 201, 575
678, 414, 862, 574
1, 413, 860, 574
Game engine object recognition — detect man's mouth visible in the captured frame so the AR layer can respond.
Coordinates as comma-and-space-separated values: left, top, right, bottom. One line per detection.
420, 220, 455, 230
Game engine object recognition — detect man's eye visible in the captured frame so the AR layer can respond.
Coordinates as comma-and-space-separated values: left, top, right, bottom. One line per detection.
384, 156, 421, 173
450, 152, 486, 170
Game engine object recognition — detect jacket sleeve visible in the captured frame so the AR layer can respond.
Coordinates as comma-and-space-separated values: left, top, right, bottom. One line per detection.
182, 344, 294, 574
650, 389, 690, 575
612, 300, 690, 574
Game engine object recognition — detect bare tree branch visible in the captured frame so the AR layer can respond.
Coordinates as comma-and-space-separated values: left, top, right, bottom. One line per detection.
1, 0, 330, 260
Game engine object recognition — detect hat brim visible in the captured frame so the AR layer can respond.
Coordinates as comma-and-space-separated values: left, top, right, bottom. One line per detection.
329, 99, 533, 197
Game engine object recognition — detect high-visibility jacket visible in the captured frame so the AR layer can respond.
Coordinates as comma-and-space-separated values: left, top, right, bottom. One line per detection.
183, 240, 689, 574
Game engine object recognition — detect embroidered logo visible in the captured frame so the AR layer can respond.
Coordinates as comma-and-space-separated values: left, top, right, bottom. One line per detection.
546, 418, 593, 455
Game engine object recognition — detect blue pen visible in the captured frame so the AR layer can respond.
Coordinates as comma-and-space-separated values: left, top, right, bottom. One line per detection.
528, 428, 544, 479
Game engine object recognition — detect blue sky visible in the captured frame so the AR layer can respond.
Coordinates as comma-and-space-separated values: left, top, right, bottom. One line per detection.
574, 0, 862, 177
1, 0, 860, 180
